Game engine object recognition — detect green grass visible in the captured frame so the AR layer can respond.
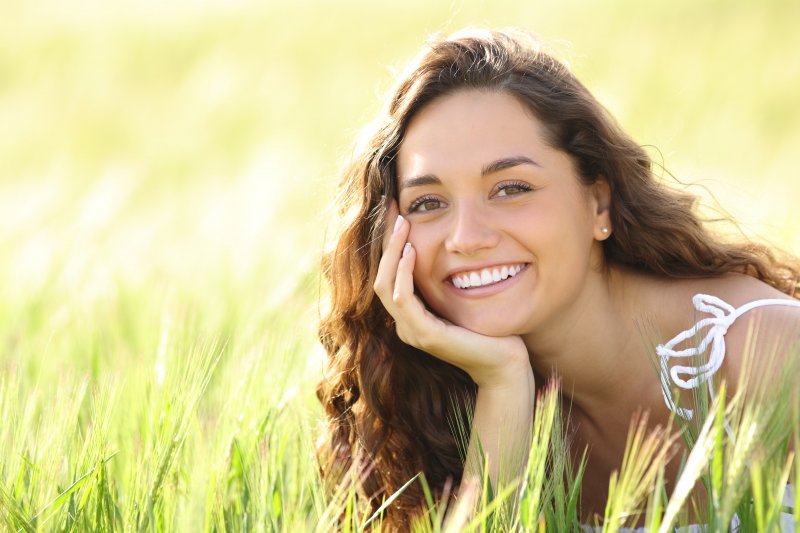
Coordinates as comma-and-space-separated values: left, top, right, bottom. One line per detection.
1, 0, 799, 531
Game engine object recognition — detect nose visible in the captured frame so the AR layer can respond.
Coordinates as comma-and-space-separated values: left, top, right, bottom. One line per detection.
444, 203, 501, 256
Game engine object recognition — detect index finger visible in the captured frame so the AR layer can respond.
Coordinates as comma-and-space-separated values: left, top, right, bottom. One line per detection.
381, 199, 400, 253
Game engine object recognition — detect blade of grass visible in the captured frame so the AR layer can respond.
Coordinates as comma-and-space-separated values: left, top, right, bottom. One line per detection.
658, 392, 721, 533
360, 473, 420, 530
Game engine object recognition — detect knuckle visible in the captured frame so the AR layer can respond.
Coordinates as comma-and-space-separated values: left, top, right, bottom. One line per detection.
392, 290, 404, 305
373, 277, 390, 297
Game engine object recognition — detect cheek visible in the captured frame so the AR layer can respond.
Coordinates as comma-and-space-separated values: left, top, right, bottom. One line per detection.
411, 255, 437, 297
407, 225, 438, 281
534, 193, 595, 242
407, 236, 448, 312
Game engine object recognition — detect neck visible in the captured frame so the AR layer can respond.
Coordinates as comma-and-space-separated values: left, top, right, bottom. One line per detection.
522, 265, 662, 416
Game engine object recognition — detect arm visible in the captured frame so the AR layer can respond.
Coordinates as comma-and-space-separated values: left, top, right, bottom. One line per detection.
722, 300, 800, 455
723, 302, 800, 399
464, 366, 536, 491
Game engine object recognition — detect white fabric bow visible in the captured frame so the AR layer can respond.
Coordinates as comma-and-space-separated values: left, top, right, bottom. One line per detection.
656, 293, 800, 420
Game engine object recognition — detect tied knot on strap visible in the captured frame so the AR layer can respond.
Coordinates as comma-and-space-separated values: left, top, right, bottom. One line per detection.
655, 293, 800, 422
655, 294, 736, 420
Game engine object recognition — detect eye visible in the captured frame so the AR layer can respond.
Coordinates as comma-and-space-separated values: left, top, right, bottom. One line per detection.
493, 180, 534, 197
408, 195, 444, 213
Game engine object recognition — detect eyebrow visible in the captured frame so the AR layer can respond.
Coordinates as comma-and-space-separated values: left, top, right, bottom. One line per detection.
481, 155, 540, 175
398, 155, 540, 191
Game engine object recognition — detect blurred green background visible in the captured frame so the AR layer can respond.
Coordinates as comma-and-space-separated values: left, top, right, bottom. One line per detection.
2, 0, 798, 312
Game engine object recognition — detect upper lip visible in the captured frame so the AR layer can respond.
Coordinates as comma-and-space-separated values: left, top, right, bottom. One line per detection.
443, 261, 529, 281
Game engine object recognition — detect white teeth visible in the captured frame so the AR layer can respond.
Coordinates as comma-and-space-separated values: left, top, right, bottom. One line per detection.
469, 272, 481, 286
451, 264, 526, 289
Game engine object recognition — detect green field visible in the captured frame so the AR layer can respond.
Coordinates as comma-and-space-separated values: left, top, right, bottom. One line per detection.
1, 0, 799, 530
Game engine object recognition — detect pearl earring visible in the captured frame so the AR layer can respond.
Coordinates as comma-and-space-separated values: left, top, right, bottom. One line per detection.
601, 227, 610, 234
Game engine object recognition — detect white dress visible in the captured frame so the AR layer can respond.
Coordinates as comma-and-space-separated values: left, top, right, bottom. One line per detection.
589, 294, 800, 532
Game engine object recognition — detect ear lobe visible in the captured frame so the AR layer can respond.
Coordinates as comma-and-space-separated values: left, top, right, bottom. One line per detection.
592, 176, 613, 240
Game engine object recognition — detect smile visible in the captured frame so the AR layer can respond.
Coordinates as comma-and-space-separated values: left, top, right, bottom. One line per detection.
449, 263, 527, 289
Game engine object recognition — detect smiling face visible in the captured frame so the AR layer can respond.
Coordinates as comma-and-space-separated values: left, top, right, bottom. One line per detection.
396, 89, 611, 337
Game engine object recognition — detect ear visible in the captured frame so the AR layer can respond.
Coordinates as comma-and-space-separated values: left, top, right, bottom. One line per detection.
590, 176, 612, 241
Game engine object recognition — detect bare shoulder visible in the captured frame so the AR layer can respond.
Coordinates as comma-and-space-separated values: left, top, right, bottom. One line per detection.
699, 273, 800, 323
650, 273, 796, 335
696, 274, 800, 391
697, 272, 797, 305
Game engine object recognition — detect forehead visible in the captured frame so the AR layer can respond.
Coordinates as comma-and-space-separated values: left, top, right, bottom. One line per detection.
397, 90, 551, 179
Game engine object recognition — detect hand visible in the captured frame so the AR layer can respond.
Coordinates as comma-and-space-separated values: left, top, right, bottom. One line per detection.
373, 201, 532, 390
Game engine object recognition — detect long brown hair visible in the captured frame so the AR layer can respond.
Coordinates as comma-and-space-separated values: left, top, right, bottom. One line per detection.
316, 28, 800, 529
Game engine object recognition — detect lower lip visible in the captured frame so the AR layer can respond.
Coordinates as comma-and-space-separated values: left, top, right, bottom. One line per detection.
446, 264, 530, 298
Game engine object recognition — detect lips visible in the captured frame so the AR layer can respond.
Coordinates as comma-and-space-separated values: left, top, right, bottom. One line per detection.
449, 263, 526, 289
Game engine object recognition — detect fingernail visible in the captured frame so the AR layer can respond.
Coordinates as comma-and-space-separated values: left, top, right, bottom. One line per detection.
393, 215, 404, 234
402, 242, 411, 257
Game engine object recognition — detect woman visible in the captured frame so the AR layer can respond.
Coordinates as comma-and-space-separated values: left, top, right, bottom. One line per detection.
317, 28, 800, 529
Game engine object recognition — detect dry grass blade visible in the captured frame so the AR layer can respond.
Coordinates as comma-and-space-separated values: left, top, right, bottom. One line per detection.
657, 385, 725, 533
601, 413, 675, 533
517, 382, 560, 528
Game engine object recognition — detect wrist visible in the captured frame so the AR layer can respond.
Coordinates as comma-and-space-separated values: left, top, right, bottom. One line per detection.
472, 356, 534, 394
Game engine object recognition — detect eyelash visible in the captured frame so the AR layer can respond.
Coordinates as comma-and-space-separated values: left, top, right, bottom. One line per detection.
493, 180, 534, 196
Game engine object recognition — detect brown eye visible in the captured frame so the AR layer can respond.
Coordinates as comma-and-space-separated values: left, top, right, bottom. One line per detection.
408, 195, 444, 213
494, 181, 533, 197
419, 200, 441, 211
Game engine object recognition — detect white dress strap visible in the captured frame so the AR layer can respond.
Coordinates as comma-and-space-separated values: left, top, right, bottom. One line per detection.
656, 293, 800, 420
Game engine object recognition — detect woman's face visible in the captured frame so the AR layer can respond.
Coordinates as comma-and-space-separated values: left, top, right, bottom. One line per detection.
396, 89, 610, 337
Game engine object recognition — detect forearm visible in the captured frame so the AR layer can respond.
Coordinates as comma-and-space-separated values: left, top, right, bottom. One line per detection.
464, 366, 536, 493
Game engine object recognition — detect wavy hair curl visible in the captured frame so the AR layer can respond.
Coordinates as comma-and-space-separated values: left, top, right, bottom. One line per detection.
316, 28, 800, 529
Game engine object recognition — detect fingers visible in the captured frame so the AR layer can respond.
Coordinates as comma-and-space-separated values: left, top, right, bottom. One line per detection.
393, 242, 414, 304
381, 200, 400, 253
391, 241, 437, 345
373, 202, 409, 307
390, 242, 431, 346
373, 205, 429, 347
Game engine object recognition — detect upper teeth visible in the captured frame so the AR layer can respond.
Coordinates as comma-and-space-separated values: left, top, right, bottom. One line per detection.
451, 264, 525, 289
